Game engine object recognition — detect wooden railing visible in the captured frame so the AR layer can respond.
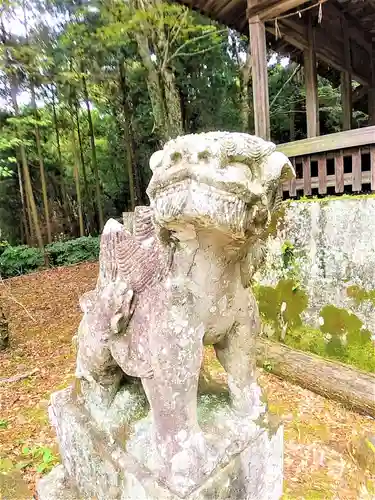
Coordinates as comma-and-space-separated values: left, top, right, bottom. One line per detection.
277, 126, 375, 197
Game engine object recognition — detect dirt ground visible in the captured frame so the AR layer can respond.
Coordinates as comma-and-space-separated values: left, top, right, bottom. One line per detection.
0, 262, 374, 499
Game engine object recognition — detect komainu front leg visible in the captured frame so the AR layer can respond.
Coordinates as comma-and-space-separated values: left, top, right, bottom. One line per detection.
214, 295, 266, 419
141, 301, 219, 496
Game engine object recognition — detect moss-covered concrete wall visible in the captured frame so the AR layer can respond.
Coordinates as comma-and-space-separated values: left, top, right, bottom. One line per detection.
258, 197, 375, 345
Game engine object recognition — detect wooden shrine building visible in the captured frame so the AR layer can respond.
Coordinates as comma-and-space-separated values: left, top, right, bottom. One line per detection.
175, 0, 375, 198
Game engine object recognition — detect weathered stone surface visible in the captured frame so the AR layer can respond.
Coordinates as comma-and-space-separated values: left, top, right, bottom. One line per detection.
260, 198, 375, 336
39, 387, 283, 500
38, 132, 292, 499
37, 465, 79, 500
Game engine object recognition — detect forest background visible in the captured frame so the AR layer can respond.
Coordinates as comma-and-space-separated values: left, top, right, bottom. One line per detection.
0, 0, 369, 249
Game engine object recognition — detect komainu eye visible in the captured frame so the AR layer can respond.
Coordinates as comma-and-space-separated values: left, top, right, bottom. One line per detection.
170, 151, 182, 163
197, 150, 210, 161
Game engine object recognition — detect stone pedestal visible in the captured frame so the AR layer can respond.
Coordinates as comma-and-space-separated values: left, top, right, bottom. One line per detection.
37, 387, 283, 500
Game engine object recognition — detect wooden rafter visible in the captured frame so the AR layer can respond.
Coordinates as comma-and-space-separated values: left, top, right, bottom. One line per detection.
246, 0, 309, 20
174, 0, 374, 87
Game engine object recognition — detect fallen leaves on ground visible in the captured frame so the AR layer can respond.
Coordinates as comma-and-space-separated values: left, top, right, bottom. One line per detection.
0, 262, 374, 499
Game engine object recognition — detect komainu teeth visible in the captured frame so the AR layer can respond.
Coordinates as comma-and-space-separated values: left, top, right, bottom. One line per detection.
152, 181, 248, 236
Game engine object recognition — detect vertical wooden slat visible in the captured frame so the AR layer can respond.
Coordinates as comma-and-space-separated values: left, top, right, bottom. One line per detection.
303, 156, 311, 195
335, 151, 344, 193
352, 148, 362, 192
318, 155, 327, 194
290, 157, 297, 197
370, 146, 375, 191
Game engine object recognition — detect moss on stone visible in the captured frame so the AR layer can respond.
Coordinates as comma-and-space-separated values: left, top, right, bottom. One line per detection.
197, 150, 210, 161
197, 393, 230, 425
347, 285, 375, 307
288, 193, 375, 203
284, 325, 326, 357
170, 151, 182, 163
267, 202, 287, 236
255, 279, 308, 340
255, 280, 375, 373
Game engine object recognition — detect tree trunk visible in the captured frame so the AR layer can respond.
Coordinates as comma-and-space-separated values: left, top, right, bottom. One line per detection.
132, 16, 169, 144
24, 177, 35, 245
0, 304, 9, 350
70, 128, 85, 237
74, 100, 89, 198
9, 77, 44, 250
0, 17, 43, 249
231, 33, 252, 132
118, 59, 136, 210
81, 73, 104, 231
290, 104, 296, 141
52, 87, 71, 230
240, 45, 252, 132
162, 66, 183, 139
256, 339, 375, 418
31, 85, 52, 244
16, 160, 30, 245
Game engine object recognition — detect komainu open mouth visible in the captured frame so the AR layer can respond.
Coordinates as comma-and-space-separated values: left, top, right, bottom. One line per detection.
152, 178, 250, 237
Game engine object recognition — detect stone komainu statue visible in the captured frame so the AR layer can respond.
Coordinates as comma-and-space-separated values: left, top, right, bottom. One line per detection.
40, 131, 295, 500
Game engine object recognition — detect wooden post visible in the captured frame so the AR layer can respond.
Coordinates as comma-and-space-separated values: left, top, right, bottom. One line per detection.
371, 146, 375, 191
369, 44, 375, 126
304, 13, 319, 138
341, 72, 352, 130
341, 17, 352, 130
248, 0, 270, 140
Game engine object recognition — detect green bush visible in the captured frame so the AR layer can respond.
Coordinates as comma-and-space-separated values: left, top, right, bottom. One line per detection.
0, 236, 100, 278
46, 236, 100, 267
0, 240, 9, 257
0, 245, 44, 278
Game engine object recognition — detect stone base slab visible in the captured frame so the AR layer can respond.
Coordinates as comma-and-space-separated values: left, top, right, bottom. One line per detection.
37, 387, 283, 500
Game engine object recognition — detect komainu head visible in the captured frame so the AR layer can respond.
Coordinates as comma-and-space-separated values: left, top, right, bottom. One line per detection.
147, 131, 294, 242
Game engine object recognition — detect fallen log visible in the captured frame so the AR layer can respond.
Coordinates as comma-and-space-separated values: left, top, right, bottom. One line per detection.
256, 338, 375, 418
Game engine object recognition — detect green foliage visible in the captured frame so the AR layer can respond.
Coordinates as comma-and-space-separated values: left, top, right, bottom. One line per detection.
0, 240, 9, 256
281, 241, 295, 269
0, 0, 366, 245
262, 360, 273, 372
0, 245, 45, 278
46, 236, 100, 266
0, 419, 9, 429
18, 445, 59, 474
0, 237, 100, 278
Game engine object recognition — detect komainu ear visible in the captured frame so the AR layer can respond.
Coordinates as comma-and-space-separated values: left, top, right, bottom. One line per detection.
262, 151, 295, 185
149, 150, 164, 172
